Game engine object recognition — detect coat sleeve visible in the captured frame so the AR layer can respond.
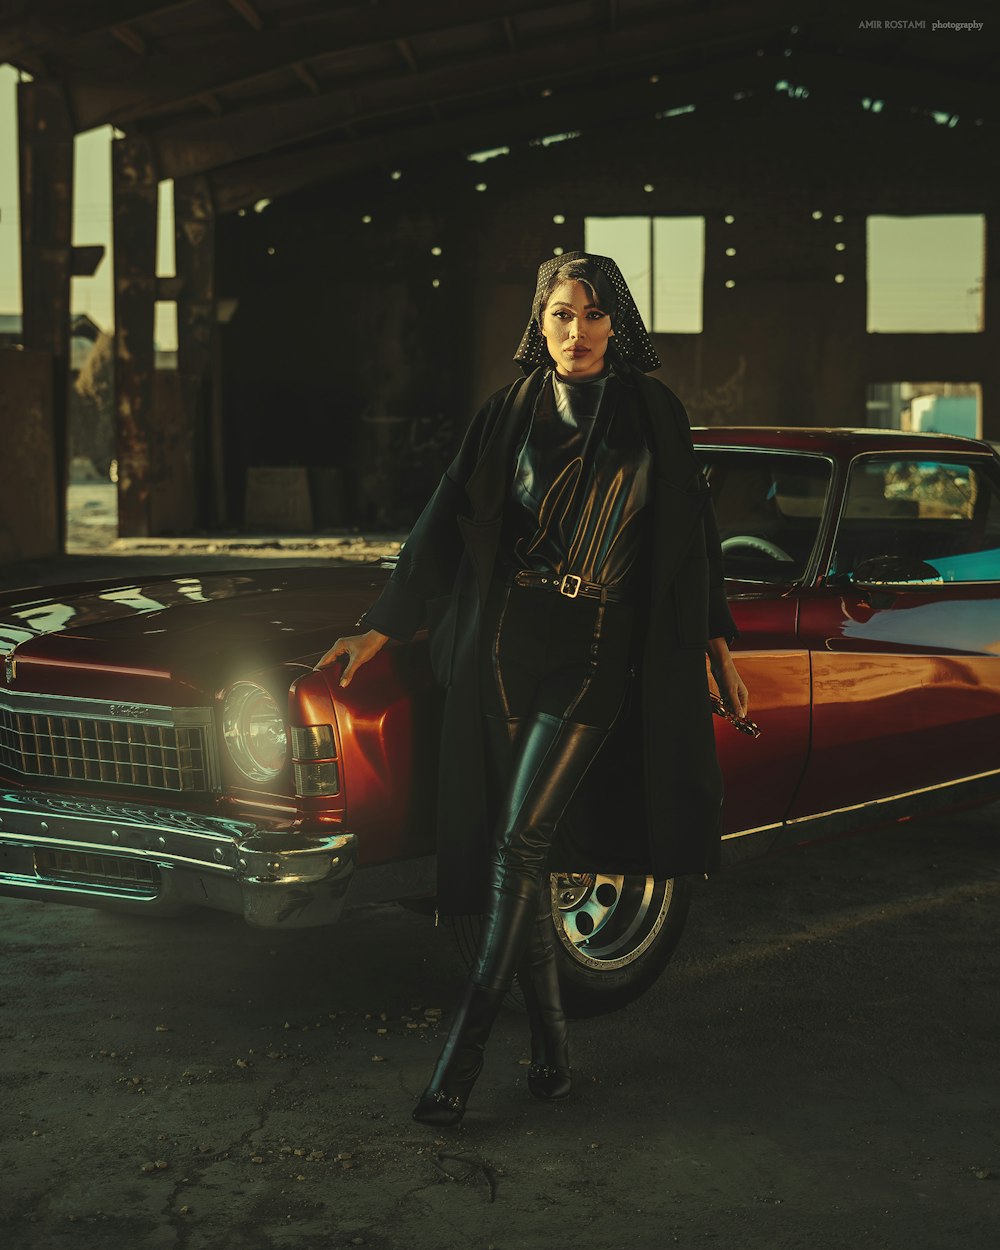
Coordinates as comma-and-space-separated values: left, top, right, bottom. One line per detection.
666, 389, 740, 647
357, 385, 513, 641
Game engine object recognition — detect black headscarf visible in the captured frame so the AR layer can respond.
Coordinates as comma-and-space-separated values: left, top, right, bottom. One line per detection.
513, 250, 661, 376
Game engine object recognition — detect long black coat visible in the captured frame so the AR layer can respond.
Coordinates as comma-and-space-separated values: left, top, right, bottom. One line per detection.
361, 363, 738, 915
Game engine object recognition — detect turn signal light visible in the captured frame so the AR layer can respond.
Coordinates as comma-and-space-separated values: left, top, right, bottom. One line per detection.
291, 724, 339, 796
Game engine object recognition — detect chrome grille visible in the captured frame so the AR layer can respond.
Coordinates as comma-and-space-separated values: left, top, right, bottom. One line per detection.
34, 848, 161, 896
0, 691, 217, 793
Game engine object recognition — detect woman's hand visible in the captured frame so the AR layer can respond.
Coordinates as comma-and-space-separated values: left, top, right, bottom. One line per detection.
706, 637, 749, 719
314, 629, 390, 687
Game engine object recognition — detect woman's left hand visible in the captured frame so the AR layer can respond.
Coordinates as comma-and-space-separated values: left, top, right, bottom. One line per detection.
706, 638, 749, 719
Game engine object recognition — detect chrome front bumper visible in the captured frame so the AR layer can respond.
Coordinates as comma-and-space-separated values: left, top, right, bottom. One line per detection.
0, 789, 357, 929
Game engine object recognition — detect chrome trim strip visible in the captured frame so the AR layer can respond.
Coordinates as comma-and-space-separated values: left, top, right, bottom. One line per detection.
0, 834, 236, 875
722, 821, 783, 840
785, 763, 1000, 826
0, 873, 160, 902
0, 790, 253, 843
0, 689, 175, 724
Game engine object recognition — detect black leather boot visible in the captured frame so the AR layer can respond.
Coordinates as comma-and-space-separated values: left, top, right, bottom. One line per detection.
517, 881, 572, 1101
414, 714, 606, 1125
413, 869, 544, 1125
412, 978, 506, 1126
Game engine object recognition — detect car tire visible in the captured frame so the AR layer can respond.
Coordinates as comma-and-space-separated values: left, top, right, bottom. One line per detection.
451, 872, 691, 1018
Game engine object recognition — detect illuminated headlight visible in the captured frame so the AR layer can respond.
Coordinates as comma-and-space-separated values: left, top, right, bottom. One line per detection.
223, 683, 289, 782
292, 724, 340, 796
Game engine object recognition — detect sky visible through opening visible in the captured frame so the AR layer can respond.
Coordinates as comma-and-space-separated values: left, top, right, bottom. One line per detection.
0, 63, 986, 345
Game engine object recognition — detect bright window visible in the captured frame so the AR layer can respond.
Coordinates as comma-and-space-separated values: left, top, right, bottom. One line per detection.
866, 215, 985, 333
584, 216, 704, 333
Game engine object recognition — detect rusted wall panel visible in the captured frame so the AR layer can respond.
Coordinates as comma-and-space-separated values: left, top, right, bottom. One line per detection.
17, 79, 73, 551
0, 350, 59, 563
148, 370, 196, 535
112, 133, 157, 538
174, 174, 218, 528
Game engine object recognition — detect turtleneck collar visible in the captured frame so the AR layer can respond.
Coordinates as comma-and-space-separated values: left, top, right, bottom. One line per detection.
550, 364, 610, 427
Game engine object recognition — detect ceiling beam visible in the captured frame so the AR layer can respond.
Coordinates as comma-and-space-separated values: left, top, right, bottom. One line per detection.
206, 55, 782, 213
110, 23, 149, 55
147, 8, 806, 180
292, 62, 320, 94
226, 0, 265, 32
0, 0, 200, 60
205, 45, 996, 215
396, 37, 419, 73
64, 0, 588, 129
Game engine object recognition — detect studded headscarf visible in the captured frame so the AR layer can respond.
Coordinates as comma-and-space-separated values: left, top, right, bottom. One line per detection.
513, 250, 661, 375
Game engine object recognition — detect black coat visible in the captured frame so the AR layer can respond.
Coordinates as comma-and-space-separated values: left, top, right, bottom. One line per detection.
362, 363, 739, 915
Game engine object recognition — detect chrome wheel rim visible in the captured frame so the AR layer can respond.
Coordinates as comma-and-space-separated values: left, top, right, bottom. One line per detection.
550, 872, 675, 972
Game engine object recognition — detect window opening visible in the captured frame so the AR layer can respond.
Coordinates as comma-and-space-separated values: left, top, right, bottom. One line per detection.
866, 215, 985, 333
584, 215, 704, 333
865, 382, 981, 439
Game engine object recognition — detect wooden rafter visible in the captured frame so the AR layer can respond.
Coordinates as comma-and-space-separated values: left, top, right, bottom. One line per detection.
0, 0, 200, 60
205, 54, 780, 212
396, 37, 419, 72
145, 12, 808, 180
292, 62, 320, 94
54, 0, 591, 129
110, 24, 149, 55
226, 0, 265, 31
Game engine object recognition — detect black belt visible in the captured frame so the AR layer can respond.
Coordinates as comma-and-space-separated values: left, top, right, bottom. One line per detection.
507, 569, 629, 603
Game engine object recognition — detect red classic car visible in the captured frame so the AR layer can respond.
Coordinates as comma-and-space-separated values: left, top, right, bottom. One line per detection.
2, 427, 999, 1015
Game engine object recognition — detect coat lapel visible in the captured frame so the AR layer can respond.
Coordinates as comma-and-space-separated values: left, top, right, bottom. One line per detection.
630, 369, 711, 596
459, 369, 544, 599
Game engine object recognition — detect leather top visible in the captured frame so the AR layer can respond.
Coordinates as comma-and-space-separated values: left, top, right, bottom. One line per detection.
500, 367, 652, 589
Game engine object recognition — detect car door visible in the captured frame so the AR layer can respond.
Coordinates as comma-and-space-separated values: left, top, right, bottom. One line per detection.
696, 446, 831, 840
791, 450, 1000, 819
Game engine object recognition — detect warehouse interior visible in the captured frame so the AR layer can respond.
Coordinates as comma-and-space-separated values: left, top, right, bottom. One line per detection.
0, 0, 996, 561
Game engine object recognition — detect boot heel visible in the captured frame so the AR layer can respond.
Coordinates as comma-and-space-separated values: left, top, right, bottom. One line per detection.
412, 1055, 484, 1127
527, 1062, 572, 1101
411, 981, 504, 1127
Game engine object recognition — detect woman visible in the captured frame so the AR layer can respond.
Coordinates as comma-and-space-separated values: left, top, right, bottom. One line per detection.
316, 253, 748, 1127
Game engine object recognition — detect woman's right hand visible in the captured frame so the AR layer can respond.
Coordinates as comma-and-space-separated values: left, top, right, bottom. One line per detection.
314, 629, 390, 687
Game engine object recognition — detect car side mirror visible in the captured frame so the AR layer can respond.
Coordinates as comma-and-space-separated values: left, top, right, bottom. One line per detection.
849, 555, 944, 586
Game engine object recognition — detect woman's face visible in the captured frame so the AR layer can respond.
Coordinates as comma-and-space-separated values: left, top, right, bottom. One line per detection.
539, 279, 614, 379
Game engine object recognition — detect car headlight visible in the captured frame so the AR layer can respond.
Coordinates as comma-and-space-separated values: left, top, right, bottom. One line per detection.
223, 683, 288, 782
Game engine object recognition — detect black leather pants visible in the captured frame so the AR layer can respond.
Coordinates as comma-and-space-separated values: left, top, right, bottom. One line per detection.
476, 712, 609, 991
474, 573, 635, 995
415, 573, 634, 1118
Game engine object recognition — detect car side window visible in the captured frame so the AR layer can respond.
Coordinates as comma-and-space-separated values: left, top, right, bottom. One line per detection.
831, 456, 1000, 583
698, 450, 832, 582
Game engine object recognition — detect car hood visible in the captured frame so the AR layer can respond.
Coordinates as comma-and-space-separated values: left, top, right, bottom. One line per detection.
0, 565, 393, 704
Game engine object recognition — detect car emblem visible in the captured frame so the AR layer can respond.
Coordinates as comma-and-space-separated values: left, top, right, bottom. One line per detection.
110, 704, 146, 719
3, 654, 14, 684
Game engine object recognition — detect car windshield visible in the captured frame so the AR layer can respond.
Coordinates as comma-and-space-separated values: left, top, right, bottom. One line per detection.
830, 456, 1000, 582
695, 449, 832, 582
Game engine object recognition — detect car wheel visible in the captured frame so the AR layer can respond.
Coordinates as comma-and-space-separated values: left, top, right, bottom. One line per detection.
550, 872, 691, 1016
451, 871, 691, 1018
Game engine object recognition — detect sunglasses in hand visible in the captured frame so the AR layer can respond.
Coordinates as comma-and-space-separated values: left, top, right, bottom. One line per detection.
709, 691, 761, 738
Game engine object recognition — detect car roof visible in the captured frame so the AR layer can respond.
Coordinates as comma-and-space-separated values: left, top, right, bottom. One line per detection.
691, 426, 996, 457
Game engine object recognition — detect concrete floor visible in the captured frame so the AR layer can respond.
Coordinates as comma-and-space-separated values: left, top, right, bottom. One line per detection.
1, 811, 998, 1250
1, 546, 998, 1249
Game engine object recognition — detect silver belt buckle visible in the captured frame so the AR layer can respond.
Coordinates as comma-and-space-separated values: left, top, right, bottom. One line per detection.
559, 573, 582, 598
